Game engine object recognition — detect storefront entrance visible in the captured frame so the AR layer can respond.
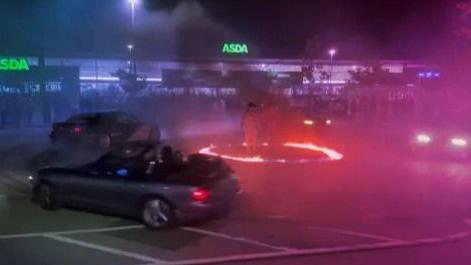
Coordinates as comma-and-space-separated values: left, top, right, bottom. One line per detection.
0, 65, 79, 127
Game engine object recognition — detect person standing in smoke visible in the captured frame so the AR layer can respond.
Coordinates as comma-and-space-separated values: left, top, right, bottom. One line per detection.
261, 102, 280, 145
241, 102, 259, 156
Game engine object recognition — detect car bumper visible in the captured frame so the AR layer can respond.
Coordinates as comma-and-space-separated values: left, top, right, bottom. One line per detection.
177, 190, 242, 222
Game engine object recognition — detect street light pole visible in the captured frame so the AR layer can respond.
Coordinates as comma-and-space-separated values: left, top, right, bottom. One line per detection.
127, 0, 138, 76
328, 48, 336, 92
129, 0, 137, 33
127, 44, 135, 74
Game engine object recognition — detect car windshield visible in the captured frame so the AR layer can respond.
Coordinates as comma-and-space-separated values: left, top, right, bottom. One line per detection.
3, 1, 471, 264
107, 146, 152, 159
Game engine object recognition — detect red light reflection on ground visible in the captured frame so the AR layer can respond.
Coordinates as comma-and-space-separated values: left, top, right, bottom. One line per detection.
284, 142, 344, 160
198, 142, 343, 163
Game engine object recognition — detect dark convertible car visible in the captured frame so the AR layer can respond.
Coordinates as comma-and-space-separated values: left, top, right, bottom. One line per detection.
50, 111, 160, 149
30, 143, 241, 229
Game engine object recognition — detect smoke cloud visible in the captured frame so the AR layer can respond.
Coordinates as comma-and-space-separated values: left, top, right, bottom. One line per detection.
135, 0, 255, 58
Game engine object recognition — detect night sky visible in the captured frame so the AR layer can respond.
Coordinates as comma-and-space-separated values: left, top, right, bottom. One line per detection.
0, 0, 461, 60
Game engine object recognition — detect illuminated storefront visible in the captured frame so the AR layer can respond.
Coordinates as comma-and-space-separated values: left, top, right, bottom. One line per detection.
1, 56, 433, 97
0, 58, 80, 125
0, 55, 435, 125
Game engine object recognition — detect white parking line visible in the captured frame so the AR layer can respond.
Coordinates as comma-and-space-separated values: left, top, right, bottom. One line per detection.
43, 234, 167, 264
0, 225, 144, 240
181, 226, 296, 251
51, 225, 145, 235
447, 231, 471, 240
0, 194, 28, 199
311, 227, 405, 243
0, 231, 48, 240
141, 230, 471, 265
1, 217, 470, 265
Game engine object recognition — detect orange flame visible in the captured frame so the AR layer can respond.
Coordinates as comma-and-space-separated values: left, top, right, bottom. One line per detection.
198, 142, 343, 163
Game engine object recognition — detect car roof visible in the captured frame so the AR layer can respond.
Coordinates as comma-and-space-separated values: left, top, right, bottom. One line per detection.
69, 111, 131, 120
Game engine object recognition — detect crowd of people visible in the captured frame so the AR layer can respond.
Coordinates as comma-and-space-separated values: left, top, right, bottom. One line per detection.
240, 101, 286, 155
0, 84, 423, 133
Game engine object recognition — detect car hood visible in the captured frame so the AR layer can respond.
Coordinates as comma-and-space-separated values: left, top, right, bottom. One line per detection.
36, 167, 79, 176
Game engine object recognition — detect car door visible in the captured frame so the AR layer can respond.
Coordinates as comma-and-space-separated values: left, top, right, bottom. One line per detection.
59, 168, 104, 208
77, 155, 151, 214
112, 113, 141, 142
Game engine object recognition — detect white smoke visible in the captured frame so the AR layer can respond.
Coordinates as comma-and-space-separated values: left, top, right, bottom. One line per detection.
134, 0, 249, 57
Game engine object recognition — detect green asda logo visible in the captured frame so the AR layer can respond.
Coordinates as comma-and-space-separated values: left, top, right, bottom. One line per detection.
0, 58, 30, 71
222, 43, 248, 54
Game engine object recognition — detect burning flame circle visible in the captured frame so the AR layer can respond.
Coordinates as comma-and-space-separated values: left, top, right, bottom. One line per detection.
199, 142, 343, 163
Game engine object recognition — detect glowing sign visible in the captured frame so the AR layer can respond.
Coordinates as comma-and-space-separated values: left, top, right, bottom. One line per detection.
222, 43, 248, 54
417, 71, 441, 79
0, 58, 30, 71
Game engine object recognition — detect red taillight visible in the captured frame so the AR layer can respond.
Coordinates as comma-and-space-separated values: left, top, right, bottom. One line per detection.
73, 127, 82, 135
191, 188, 210, 202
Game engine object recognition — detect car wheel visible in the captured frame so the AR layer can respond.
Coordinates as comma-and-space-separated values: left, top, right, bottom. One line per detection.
38, 184, 59, 210
99, 134, 111, 149
141, 198, 175, 229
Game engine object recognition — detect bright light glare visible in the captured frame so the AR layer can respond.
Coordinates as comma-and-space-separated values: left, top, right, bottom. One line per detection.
284, 142, 344, 160
325, 119, 332, 125
127, 44, 134, 51
191, 188, 210, 202
329, 48, 336, 56
303, 120, 314, 126
451, 138, 467, 147
416, 134, 431, 143
128, 0, 138, 5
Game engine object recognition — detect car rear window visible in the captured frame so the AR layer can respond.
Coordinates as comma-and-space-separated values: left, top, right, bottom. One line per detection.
67, 114, 100, 122
115, 113, 140, 124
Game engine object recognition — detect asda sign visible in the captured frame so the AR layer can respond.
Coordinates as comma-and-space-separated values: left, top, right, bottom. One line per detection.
0, 58, 30, 71
222, 42, 248, 54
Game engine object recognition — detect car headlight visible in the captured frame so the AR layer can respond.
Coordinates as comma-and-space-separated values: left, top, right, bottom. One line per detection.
303, 119, 314, 126
416, 134, 432, 144
451, 137, 467, 147
325, 119, 332, 125
28, 173, 38, 187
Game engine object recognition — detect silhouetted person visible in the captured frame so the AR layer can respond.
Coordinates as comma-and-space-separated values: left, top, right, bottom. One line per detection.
42, 93, 51, 125
241, 102, 259, 155
160, 146, 174, 165
159, 145, 183, 173
23, 95, 33, 126
0, 94, 7, 128
261, 102, 280, 145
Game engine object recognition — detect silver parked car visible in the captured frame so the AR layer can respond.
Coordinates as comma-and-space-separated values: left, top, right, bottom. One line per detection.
30, 143, 241, 229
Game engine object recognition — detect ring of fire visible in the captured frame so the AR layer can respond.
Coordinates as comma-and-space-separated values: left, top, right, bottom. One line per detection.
198, 142, 344, 163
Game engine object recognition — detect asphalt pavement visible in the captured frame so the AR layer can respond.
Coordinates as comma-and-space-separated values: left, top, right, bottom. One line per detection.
1, 124, 471, 265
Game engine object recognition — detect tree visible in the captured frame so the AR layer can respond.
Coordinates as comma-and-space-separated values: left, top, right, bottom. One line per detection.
347, 63, 398, 87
